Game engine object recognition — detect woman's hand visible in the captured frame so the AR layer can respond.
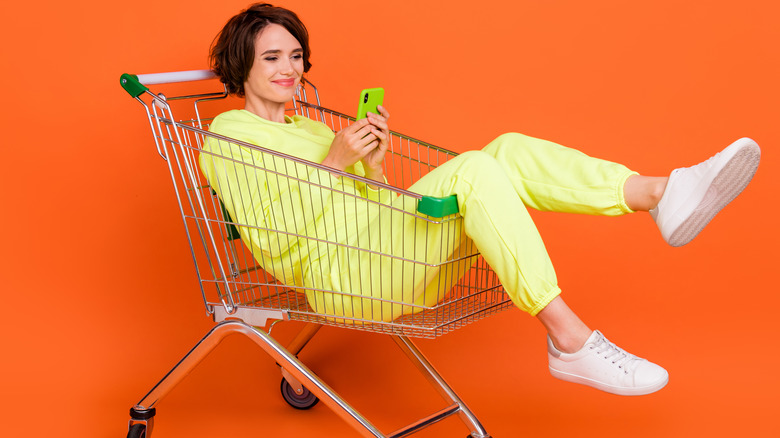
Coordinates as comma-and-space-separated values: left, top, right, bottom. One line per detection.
322, 105, 390, 185
361, 105, 390, 182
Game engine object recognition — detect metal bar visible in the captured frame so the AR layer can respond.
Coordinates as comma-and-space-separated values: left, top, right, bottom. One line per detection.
286, 323, 323, 356
387, 404, 461, 438
167, 91, 226, 102
231, 321, 386, 437
391, 336, 490, 438
183, 122, 426, 200
133, 321, 242, 411
136, 69, 216, 84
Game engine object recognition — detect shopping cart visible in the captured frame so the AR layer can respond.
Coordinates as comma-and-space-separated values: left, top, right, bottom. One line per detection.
120, 69, 514, 438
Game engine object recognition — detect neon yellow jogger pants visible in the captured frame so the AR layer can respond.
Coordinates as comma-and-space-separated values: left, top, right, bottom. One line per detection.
407, 133, 638, 316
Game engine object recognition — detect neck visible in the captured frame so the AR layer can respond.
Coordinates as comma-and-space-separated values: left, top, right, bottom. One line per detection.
244, 97, 287, 123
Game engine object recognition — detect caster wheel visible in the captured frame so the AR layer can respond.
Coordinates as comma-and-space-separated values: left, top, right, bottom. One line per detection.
127, 424, 146, 438
280, 377, 319, 409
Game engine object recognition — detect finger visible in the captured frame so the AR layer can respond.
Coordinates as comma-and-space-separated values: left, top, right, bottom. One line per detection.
369, 126, 388, 143
353, 123, 376, 141
348, 118, 372, 134
365, 138, 380, 151
361, 132, 379, 149
367, 112, 389, 131
336, 119, 368, 139
376, 105, 390, 120
370, 125, 389, 145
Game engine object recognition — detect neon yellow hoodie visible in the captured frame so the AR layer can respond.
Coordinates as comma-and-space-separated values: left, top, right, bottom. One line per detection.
199, 110, 469, 323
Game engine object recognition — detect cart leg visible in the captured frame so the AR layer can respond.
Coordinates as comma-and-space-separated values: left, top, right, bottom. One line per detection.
234, 321, 387, 437
391, 336, 491, 438
129, 320, 386, 438
287, 323, 322, 356
279, 323, 323, 399
131, 321, 243, 413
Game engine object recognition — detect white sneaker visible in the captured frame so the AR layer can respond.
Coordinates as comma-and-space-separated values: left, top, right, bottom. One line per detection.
548, 330, 669, 396
650, 137, 761, 247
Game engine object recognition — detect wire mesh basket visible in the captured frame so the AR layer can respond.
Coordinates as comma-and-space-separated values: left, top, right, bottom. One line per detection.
122, 71, 512, 339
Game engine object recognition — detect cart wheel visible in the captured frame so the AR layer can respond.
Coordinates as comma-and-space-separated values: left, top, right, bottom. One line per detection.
280, 377, 319, 409
127, 424, 146, 438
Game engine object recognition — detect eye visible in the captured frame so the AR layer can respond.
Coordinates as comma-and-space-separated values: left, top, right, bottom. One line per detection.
264, 56, 278, 62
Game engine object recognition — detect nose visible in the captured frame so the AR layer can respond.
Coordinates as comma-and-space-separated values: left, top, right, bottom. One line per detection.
280, 57, 295, 75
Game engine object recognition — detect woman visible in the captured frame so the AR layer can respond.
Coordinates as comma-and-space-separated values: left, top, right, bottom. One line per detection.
200, 3, 760, 396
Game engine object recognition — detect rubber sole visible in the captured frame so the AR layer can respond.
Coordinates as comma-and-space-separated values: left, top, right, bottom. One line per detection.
667, 141, 761, 247
549, 366, 669, 396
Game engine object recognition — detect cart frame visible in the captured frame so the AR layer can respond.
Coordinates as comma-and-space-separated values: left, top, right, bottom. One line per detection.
121, 70, 513, 437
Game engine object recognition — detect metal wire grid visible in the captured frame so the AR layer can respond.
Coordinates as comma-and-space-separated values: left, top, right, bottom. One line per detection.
148, 88, 512, 338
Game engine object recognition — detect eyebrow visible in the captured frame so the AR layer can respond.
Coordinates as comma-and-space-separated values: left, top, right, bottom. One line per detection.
260, 48, 304, 56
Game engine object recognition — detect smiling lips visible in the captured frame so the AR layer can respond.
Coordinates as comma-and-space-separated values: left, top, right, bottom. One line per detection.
273, 78, 296, 87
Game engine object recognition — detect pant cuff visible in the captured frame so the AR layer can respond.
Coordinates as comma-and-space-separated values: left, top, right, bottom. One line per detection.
526, 285, 562, 317
616, 170, 640, 214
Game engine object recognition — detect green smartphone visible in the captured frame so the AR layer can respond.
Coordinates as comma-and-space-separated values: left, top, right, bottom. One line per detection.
356, 87, 384, 119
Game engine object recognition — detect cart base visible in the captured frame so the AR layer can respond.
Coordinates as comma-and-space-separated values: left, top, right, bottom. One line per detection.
126, 319, 491, 437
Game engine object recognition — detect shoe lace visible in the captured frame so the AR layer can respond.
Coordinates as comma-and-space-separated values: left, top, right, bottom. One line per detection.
590, 336, 638, 374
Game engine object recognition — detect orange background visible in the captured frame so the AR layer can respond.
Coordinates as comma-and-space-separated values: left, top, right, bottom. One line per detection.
2, 0, 779, 437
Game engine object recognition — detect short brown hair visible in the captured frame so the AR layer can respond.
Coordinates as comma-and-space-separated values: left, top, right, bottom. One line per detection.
210, 3, 312, 97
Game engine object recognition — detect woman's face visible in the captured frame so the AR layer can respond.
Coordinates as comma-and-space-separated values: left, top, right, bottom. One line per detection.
244, 23, 304, 107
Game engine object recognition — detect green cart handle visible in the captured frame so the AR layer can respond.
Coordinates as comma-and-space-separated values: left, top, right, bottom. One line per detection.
120, 73, 147, 98
417, 195, 459, 218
